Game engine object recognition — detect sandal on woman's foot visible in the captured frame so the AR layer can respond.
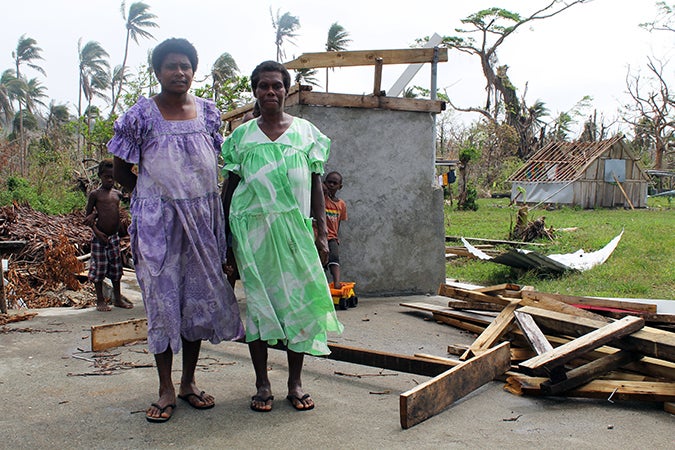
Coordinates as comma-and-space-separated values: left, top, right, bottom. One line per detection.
146, 403, 176, 423
178, 391, 214, 410
286, 393, 314, 411
250, 395, 274, 412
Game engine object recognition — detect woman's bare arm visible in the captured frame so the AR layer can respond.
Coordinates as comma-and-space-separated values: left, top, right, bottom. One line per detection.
112, 156, 137, 192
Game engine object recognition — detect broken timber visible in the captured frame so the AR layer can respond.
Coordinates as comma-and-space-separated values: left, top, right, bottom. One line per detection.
518, 306, 675, 362
400, 342, 511, 429
91, 318, 147, 351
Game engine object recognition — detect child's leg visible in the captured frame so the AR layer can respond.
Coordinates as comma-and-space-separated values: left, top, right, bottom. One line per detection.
94, 281, 111, 311
329, 264, 341, 289
327, 239, 342, 288
111, 279, 133, 309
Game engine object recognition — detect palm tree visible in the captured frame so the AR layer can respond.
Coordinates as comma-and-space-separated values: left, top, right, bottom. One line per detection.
23, 77, 48, 114
13, 34, 45, 175
0, 69, 22, 127
78, 39, 110, 157
211, 52, 239, 102
325, 22, 351, 92
270, 8, 300, 62
110, 1, 158, 114
294, 68, 320, 87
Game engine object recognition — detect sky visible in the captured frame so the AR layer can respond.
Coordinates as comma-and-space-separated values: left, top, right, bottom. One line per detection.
1, 0, 672, 135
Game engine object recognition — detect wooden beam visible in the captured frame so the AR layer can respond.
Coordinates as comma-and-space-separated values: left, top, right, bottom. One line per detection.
514, 310, 554, 355
507, 374, 675, 402
400, 342, 511, 429
518, 306, 675, 362
433, 314, 487, 334
325, 343, 456, 377
284, 48, 449, 69
461, 300, 520, 360
91, 318, 147, 351
520, 290, 657, 314
612, 173, 635, 210
439, 284, 610, 321
519, 316, 645, 376
287, 91, 445, 113
541, 350, 641, 395
401, 302, 496, 326
373, 57, 383, 95
446, 298, 504, 312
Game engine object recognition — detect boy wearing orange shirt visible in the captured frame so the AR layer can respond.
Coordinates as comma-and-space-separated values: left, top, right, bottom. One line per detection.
323, 171, 348, 288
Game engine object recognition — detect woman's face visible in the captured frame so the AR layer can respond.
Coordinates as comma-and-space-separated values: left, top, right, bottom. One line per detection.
156, 52, 193, 95
254, 71, 286, 113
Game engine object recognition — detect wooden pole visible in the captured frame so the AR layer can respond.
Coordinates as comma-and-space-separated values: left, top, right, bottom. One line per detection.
373, 57, 383, 96
612, 173, 635, 210
0, 261, 6, 314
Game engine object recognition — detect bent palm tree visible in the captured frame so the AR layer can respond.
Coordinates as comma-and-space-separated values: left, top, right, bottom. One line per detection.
211, 52, 239, 102
110, 1, 158, 115
271, 8, 300, 62
294, 68, 320, 87
78, 39, 110, 158
325, 22, 351, 92
13, 34, 45, 175
0, 69, 23, 128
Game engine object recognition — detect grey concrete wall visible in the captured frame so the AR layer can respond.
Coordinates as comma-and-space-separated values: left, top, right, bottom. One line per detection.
288, 105, 445, 296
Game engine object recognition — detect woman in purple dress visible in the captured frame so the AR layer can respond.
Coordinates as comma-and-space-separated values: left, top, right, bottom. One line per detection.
109, 38, 244, 423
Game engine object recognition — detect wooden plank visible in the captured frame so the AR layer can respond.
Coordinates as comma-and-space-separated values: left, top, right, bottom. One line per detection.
507, 374, 675, 402
288, 91, 445, 113
612, 173, 635, 210
541, 350, 641, 395
401, 302, 496, 326
474, 283, 523, 294
518, 306, 675, 362
433, 314, 487, 334
520, 290, 657, 314
514, 310, 554, 355
91, 318, 147, 351
438, 285, 512, 306
413, 353, 461, 366
284, 48, 449, 69
519, 316, 645, 376
325, 343, 456, 377
445, 236, 546, 246
400, 342, 511, 429
461, 300, 520, 360
446, 299, 504, 312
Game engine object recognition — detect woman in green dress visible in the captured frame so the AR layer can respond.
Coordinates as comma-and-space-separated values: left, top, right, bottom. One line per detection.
222, 61, 343, 412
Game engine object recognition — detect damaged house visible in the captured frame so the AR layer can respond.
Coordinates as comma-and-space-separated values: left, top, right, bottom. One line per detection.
508, 136, 650, 209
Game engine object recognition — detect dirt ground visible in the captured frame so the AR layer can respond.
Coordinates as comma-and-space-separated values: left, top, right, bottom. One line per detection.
0, 275, 673, 449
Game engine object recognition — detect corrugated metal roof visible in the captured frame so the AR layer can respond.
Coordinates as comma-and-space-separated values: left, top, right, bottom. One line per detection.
507, 135, 623, 183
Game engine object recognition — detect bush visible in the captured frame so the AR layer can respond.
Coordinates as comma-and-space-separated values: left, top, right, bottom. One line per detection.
0, 176, 86, 214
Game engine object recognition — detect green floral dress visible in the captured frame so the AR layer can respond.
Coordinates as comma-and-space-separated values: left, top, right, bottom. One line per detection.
222, 117, 343, 355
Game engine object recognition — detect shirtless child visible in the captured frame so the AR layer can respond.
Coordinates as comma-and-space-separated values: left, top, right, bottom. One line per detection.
84, 159, 133, 311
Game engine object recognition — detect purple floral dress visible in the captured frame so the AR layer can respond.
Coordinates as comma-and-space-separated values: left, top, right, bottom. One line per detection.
108, 96, 244, 354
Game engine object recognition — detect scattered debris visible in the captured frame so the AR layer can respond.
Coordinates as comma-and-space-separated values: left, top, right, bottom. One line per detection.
401, 281, 675, 422
0, 203, 131, 309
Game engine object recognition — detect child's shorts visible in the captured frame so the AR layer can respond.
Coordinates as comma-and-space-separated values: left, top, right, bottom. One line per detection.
327, 239, 340, 266
88, 233, 123, 283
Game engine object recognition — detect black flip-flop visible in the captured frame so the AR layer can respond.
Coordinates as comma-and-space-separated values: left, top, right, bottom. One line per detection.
286, 393, 314, 411
250, 395, 274, 412
145, 403, 176, 423
177, 391, 215, 410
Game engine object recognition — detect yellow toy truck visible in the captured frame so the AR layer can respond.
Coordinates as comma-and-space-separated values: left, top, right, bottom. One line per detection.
329, 281, 358, 310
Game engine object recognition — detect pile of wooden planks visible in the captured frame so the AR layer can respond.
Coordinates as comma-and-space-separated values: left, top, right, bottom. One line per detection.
402, 282, 675, 417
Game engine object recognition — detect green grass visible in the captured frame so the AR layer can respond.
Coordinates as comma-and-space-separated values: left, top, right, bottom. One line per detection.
444, 197, 675, 300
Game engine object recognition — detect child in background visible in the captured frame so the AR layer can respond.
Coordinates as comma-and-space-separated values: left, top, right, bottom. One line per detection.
84, 159, 133, 311
323, 171, 348, 288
